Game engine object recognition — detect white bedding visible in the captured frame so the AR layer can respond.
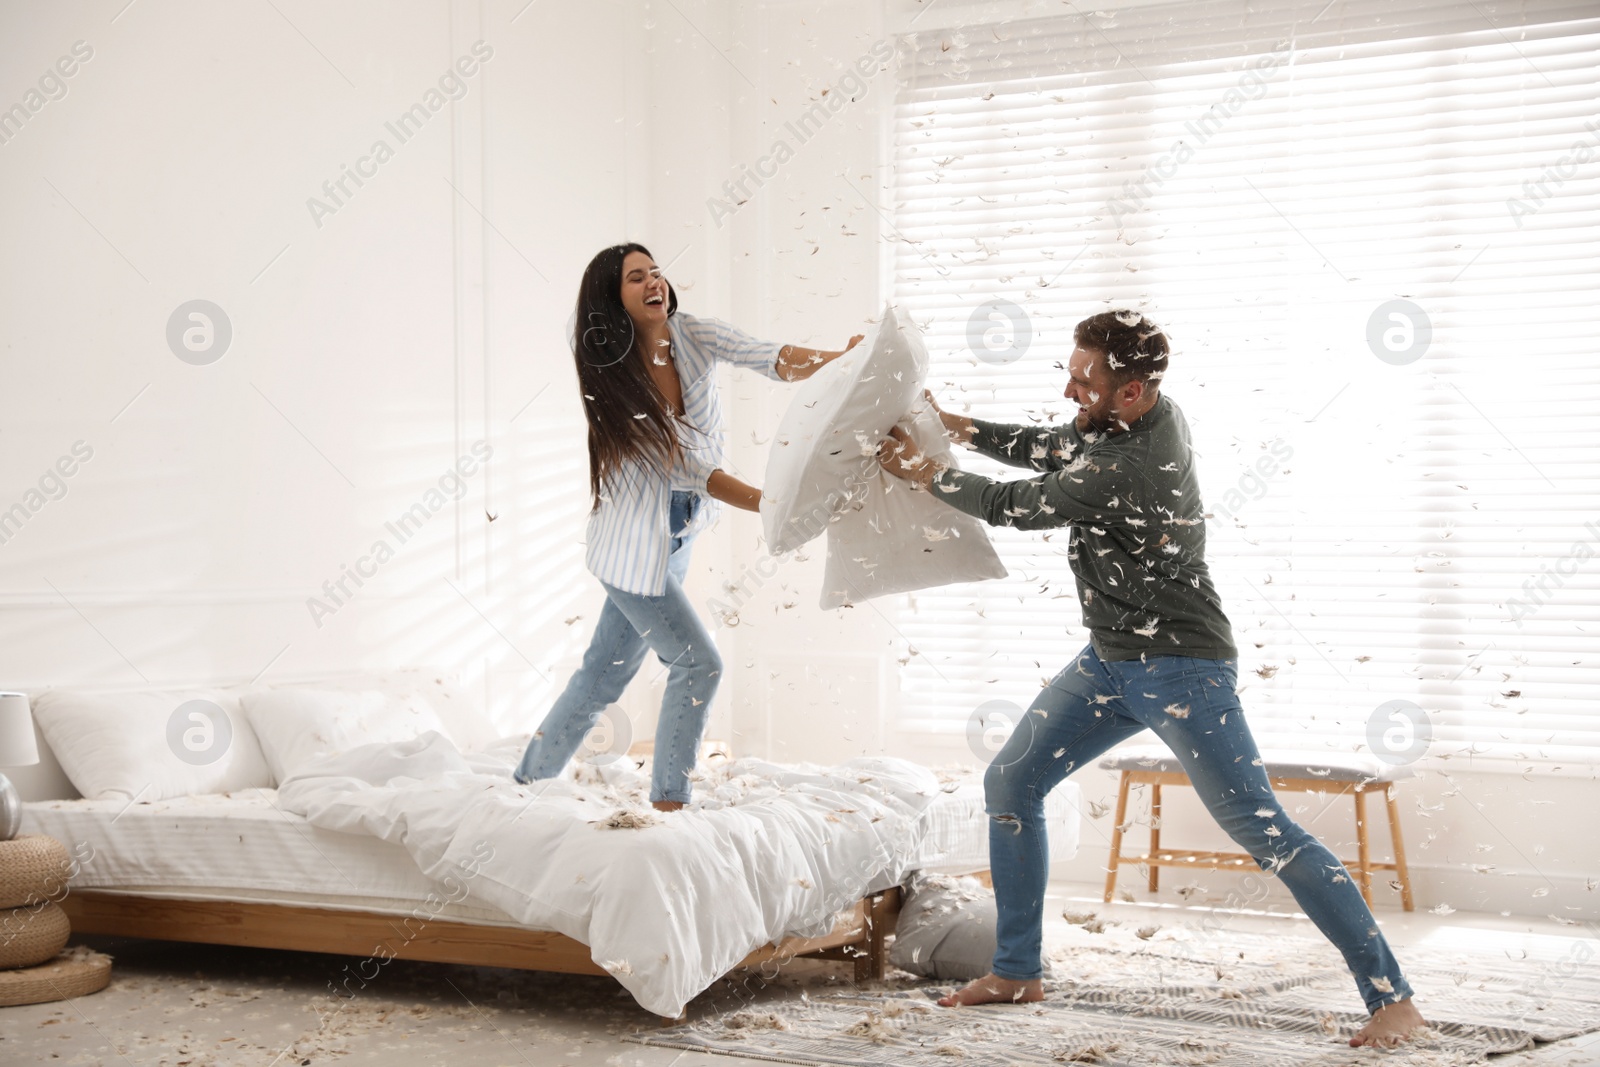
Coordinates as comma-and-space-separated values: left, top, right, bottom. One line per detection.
21, 764, 1078, 907
24, 736, 1081, 1016
274, 734, 940, 1014
23, 788, 512, 918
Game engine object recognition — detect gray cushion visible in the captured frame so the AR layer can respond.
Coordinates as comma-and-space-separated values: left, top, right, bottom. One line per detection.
889, 874, 997, 980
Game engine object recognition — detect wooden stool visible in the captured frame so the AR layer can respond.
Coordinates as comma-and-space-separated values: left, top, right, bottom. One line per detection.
1098, 748, 1415, 911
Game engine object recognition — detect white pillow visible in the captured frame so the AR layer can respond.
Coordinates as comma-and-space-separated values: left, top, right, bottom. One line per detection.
31, 687, 273, 801
270, 668, 500, 752
820, 399, 1007, 608
241, 688, 447, 781
761, 303, 927, 554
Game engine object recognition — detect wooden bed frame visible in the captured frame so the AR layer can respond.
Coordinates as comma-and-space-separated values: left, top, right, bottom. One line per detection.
46, 740, 915, 1018
59, 886, 902, 1020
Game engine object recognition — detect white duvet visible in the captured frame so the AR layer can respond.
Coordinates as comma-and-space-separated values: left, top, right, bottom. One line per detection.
276, 732, 941, 1016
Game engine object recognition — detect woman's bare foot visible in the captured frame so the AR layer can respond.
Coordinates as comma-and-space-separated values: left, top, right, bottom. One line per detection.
651, 799, 684, 813
1350, 997, 1427, 1048
936, 973, 1044, 1008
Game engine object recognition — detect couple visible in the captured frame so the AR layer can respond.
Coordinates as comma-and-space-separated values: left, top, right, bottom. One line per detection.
513, 243, 1426, 1048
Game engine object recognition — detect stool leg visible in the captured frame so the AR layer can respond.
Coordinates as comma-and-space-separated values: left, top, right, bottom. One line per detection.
1148, 783, 1162, 893
1354, 789, 1373, 907
1386, 785, 1415, 912
1104, 772, 1132, 903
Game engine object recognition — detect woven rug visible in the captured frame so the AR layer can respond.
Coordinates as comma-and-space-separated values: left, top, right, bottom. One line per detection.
627, 924, 1600, 1066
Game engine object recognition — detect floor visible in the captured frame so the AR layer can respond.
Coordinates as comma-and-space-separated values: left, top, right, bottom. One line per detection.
3, 879, 1598, 1067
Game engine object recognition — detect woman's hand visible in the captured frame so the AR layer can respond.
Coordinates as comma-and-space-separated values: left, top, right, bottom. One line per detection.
776, 334, 867, 382
706, 469, 763, 512
878, 425, 945, 490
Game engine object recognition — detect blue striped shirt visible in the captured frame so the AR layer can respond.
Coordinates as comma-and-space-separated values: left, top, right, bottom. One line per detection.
584, 312, 784, 596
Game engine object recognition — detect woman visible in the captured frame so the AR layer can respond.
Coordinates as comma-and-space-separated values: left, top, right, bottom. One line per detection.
515, 243, 860, 811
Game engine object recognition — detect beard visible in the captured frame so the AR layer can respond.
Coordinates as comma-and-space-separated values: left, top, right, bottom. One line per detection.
1075, 407, 1118, 434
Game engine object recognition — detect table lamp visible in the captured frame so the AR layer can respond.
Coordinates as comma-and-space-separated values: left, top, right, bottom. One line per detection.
0, 692, 39, 841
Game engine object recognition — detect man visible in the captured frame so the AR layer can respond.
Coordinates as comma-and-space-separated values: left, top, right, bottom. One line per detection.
878, 309, 1426, 1049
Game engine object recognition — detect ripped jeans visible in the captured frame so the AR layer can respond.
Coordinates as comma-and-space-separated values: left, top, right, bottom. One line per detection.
985, 644, 1414, 1015
514, 491, 720, 804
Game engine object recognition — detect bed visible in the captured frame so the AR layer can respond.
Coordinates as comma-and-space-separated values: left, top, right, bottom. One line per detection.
19, 676, 1080, 1018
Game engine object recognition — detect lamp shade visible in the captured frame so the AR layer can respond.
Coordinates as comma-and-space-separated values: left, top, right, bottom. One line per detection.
0, 693, 39, 767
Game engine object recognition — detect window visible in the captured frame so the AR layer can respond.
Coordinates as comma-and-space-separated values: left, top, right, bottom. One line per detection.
892, 0, 1600, 769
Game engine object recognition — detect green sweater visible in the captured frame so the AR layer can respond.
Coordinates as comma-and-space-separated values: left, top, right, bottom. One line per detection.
929, 394, 1237, 663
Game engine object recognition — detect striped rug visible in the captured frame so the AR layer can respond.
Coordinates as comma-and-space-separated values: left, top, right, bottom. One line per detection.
627, 925, 1600, 1066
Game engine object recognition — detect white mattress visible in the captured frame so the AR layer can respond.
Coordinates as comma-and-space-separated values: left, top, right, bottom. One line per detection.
22, 774, 1079, 924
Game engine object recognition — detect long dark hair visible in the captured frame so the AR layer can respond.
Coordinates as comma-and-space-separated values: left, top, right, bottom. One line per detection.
572, 243, 681, 510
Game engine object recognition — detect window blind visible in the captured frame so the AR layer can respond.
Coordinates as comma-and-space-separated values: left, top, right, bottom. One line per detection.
891, 0, 1600, 769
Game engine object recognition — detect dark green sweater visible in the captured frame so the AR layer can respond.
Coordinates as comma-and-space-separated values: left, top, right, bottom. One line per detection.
929, 394, 1237, 663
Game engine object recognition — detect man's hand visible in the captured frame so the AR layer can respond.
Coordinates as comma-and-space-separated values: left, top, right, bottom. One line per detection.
878, 425, 945, 490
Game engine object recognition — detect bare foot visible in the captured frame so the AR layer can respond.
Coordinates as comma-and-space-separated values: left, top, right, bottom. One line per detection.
936, 973, 1044, 1008
1351, 997, 1427, 1048
651, 799, 684, 813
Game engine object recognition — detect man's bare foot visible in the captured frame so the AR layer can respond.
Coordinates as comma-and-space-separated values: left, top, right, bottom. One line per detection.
936, 973, 1044, 1008
1351, 997, 1426, 1048
651, 799, 684, 813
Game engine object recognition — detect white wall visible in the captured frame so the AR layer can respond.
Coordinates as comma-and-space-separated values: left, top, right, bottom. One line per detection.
705, 2, 925, 769
0, 0, 685, 794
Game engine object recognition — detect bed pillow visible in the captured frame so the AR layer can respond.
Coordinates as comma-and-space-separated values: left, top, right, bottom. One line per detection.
820, 398, 1007, 608
30, 687, 273, 801
269, 668, 501, 752
241, 688, 448, 781
761, 303, 926, 554
888, 873, 999, 981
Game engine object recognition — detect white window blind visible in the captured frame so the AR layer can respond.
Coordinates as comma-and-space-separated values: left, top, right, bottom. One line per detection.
891, 0, 1600, 769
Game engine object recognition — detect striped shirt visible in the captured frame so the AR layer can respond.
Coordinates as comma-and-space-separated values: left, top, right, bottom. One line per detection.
584, 312, 784, 596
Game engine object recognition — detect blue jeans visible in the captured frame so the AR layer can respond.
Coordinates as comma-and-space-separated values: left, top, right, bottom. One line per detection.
515, 491, 719, 804
986, 644, 1415, 1015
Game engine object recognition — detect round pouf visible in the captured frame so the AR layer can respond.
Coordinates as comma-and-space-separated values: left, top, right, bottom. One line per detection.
0, 835, 71, 909
0, 947, 112, 1007
0, 901, 72, 970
